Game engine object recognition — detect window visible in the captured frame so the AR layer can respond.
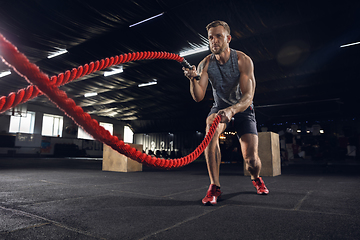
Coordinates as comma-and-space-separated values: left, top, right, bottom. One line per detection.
9, 111, 35, 134
124, 126, 133, 143
77, 127, 93, 140
77, 122, 113, 140
42, 114, 63, 137
100, 122, 113, 135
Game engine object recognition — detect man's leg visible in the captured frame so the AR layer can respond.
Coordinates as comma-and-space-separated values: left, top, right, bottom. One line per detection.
204, 113, 227, 187
240, 133, 269, 194
240, 133, 261, 179
202, 113, 226, 205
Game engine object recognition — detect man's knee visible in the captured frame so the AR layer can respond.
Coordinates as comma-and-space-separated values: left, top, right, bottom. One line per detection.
206, 113, 217, 126
205, 118, 226, 141
206, 128, 222, 150
244, 155, 260, 167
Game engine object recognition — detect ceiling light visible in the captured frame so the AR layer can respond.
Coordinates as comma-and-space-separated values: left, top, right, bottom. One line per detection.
340, 41, 360, 48
138, 80, 157, 88
104, 66, 123, 77
129, 12, 164, 28
179, 45, 209, 57
47, 48, 68, 59
84, 92, 98, 97
0, 70, 11, 78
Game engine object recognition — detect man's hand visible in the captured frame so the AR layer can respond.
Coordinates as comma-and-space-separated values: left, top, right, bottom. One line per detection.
182, 65, 198, 80
217, 108, 235, 123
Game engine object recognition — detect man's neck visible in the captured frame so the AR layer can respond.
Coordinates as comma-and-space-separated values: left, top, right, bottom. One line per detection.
215, 48, 231, 65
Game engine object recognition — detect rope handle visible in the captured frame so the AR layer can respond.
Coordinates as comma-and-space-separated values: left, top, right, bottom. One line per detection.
180, 59, 200, 80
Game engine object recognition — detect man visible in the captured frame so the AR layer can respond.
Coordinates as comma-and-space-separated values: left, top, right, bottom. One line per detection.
183, 20, 269, 206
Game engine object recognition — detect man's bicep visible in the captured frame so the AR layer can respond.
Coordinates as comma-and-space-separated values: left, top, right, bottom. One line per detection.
198, 58, 209, 89
197, 58, 207, 75
198, 70, 209, 90
239, 56, 255, 95
239, 74, 252, 95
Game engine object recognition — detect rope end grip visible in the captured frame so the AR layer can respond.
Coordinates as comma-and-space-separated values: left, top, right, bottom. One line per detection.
180, 59, 200, 80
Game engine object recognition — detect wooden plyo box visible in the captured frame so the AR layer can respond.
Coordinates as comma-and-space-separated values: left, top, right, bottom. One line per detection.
102, 143, 143, 172
244, 132, 281, 177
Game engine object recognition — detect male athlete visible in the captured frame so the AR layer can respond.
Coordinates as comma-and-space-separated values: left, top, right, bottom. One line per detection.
183, 20, 269, 205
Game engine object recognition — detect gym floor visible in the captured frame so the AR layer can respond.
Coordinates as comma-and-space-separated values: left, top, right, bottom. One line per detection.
1, 158, 359, 240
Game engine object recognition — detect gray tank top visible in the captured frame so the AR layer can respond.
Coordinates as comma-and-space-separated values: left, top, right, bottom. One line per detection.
207, 49, 242, 109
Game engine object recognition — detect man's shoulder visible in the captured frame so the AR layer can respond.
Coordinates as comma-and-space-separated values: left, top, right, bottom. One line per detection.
234, 50, 254, 70
202, 54, 212, 63
234, 50, 251, 61
199, 54, 212, 68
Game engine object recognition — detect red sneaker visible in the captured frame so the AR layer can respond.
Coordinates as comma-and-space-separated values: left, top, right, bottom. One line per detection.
252, 177, 269, 195
202, 184, 222, 205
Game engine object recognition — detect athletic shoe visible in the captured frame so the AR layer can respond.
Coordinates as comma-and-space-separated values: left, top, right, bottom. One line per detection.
252, 177, 269, 195
202, 184, 222, 205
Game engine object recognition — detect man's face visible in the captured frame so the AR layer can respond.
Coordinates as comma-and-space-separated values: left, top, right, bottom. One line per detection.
208, 25, 230, 55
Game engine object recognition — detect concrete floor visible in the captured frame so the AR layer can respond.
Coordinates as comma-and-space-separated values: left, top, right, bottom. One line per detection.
0, 157, 360, 240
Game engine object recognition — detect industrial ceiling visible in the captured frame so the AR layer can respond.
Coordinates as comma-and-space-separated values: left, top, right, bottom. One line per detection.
0, 0, 359, 133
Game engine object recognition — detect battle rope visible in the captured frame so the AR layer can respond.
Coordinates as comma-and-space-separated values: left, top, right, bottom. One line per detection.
0, 33, 221, 169
0, 50, 189, 113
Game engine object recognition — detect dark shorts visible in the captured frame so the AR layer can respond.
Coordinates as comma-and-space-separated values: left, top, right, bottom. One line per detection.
208, 105, 258, 138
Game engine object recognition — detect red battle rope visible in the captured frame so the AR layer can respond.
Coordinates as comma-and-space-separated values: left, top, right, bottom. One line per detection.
0, 33, 221, 169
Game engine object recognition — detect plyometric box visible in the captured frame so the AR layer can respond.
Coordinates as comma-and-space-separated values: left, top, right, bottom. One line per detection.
244, 132, 281, 177
102, 143, 143, 172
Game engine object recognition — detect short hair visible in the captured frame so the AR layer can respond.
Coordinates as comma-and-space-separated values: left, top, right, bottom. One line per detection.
206, 20, 231, 35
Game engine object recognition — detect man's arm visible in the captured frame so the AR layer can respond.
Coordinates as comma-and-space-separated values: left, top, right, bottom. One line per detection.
218, 52, 256, 122
183, 56, 209, 102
